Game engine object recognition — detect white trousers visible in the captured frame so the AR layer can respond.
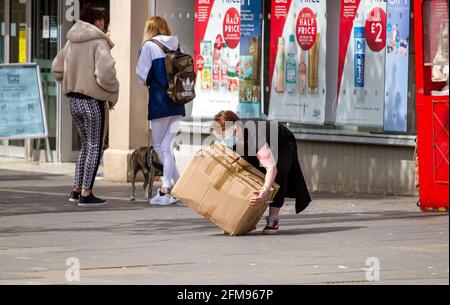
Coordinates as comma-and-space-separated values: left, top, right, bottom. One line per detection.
150, 115, 182, 189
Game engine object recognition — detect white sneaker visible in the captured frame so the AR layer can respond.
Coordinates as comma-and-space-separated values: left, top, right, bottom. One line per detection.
150, 189, 179, 206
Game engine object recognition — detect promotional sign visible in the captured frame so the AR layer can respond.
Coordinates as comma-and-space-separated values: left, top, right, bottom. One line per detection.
238, 0, 263, 118
192, 0, 241, 119
336, 0, 387, 127
384, 0, 411, 133
268, 0, 327, 125
0, 65, 47, 140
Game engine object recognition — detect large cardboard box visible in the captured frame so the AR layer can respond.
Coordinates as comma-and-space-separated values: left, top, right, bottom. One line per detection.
172, 142, 279, 236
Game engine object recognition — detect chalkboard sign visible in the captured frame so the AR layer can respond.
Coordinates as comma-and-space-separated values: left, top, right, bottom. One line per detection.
0, 64, 48, 140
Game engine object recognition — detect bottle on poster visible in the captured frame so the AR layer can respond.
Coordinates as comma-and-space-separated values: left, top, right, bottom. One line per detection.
298, 49, 307, 95
354, 14, 366, 89
308, 33, 320, 95
286, 34, 298, 94
275, 37, 286, 94
213, 45, 221, 91
201, 40, 213, 90
221, 43, 229, 90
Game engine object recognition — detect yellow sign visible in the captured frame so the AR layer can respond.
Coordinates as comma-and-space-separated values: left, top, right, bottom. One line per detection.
19, 25, 27, 63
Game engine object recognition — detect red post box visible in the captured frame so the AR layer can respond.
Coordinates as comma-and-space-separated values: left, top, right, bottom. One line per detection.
414, 0, 449, 212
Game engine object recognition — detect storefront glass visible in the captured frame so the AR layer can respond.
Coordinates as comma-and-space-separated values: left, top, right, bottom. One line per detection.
9, 0, 26, 63
158, 0, 418, 138
0, 0, 4, 64
422, 0, 449, 96
8, 0, 27, 149
32, 0, 58, 150
0, 0, 3, 147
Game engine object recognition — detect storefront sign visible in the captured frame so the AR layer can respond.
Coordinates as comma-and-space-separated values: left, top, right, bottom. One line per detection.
192, 0, 241, 119
336, 0, 387, 127
238, 0, 263, 118
384, 0, 410, 133
0, 65, 47, 140
268, 0, 328, 125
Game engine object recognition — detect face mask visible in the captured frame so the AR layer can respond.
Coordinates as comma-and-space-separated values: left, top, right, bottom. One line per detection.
221, 137, 238, 149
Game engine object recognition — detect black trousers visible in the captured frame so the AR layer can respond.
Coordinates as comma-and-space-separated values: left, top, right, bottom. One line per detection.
271, 145, 295, 208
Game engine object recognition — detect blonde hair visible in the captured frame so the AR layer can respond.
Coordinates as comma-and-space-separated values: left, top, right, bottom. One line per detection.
143, 16, 172, 43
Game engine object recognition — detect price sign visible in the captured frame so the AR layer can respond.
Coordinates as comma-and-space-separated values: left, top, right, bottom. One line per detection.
365, 7, 387, 52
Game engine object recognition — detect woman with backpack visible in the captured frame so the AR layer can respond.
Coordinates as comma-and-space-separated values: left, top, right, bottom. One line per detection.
136, 17, 186, 206
52, 5, 119, 207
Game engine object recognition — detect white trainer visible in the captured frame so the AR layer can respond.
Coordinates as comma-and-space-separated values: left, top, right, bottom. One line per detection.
150, 189, 179, 206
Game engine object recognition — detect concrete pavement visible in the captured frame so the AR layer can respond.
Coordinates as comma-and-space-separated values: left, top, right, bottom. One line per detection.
0, 167, 448, 285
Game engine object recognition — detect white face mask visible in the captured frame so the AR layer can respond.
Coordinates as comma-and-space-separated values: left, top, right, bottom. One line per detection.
213, 127, 239, 149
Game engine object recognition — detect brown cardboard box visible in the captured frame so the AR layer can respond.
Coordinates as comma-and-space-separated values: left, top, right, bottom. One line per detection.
172, 142, 279, 236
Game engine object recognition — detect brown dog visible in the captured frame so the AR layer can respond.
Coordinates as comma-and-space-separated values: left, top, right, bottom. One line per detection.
129, 146, 163, 201
129, 143, 180, 201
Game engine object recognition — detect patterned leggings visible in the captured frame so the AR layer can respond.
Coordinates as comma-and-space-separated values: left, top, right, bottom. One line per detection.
70, 97, 106, 190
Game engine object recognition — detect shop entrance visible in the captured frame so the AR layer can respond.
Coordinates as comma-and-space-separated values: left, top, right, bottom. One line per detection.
1, 0, 110, 162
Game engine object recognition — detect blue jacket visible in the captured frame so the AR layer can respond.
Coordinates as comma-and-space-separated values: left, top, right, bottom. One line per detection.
136, 35, 186, 121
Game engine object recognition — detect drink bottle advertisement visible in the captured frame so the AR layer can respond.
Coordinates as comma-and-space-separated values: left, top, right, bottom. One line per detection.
384, 0, 411, 133
193, 0, 241, 119
336, 0, 387, 127
268, 0, 328, 125
238, 0, 263, 119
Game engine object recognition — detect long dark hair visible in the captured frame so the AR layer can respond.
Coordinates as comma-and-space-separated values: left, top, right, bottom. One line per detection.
80, 4, 106, 27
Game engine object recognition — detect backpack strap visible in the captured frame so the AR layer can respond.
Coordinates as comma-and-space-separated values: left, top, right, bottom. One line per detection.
150, 39, 173, 54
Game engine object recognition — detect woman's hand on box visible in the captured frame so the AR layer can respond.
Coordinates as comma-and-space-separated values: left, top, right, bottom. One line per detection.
250, 189, 270, 206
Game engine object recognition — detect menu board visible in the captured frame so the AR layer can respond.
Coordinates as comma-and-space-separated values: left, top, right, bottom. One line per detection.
0, 64, 47, 140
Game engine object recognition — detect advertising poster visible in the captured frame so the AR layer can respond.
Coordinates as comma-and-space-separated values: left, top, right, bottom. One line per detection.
192, 0, 241, 119
336, 0, 387, 127
268, 0, 327, 125
0, 66, 46, 139
384, 0, 410, 133
238, 0, 263, 118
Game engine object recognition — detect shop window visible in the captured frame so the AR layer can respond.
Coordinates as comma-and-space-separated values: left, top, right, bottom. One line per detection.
9, 0, 27, 64
153, 1, 419, 138
0, 0, 4, 64
32, 0, 59, 151
422, 0, 449, 97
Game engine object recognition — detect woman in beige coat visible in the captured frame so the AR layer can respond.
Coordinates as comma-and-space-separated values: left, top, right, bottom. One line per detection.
52, 6, 119, 207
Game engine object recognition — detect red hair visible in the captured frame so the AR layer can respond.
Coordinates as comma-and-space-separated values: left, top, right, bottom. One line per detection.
214, 111, 240, 130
